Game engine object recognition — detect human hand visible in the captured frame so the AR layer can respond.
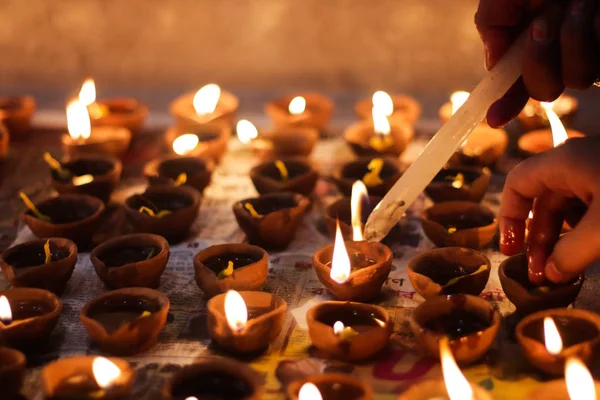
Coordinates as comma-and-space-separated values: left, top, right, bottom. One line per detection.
499, 136, 600, 284
475, 0, 600, 128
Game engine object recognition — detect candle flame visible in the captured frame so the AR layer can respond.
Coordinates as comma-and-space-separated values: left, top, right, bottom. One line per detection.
544, 316, 563, 355
172, 133, 199, 156
440, 337, 474, 400
528, 210, 533, 219
0, 296, 11, 324
236, 119, 258, 144
333, 321, 345, 335
330, 220, 352, 284
79, 78, 97, 107
193, 83, 221, 115
372, 91, 394, 116
66, 100, 91, 140
451, 91, 470, 115
224, 290, 248, 332
541, 102, 569, 147
351, 180, 368, 241
566, 357, 597, 400
92, 357, 121, 389
298, 383, 323, 400
372, 107, 391, 136
288, 96, 306, 115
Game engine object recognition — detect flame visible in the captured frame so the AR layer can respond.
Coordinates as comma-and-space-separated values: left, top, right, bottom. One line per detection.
333, 321, 345, 335
0, 296, 11, 324
172, 133, 199, 156
92, 357, 121, 388
372, 107, 391, 136
372, 91, 394, 116
528, 211, 533, 219
440, 337, 474, 400
330, 220, 352, 284
541, 102, 569, 147
451, 91, 470, 115
351, 180, 368, 241
566, 357, 597, 400
544, 317, 563, 355
185, 398, 199, 400
288, 96, 306, 115
193, 84, 221, 115
224, 290, 248, 332
79, 78, 97, 107
66, 100, 91, 140
298, 383, 323, 400
236, 119, 258, 144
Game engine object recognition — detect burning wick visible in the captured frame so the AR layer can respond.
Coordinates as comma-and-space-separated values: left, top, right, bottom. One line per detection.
372, 91, 394, 117
329, 220, 352, 284
544, 316, 563, 356
193, 84, 221, 116
0, 295, 12, 325
172, 134, 200, 156
224, 290, 248, 332
369, 107, 394, 151
66, 100, 92, 143
236, 119, 259, 144
541, 101, 569, 147
298, 382, 323, 400
92, 357, 121, 394
78, 78, 106, 119
288, 96, 306, 115
440, 337, 474, 400
333, 320, 359, 340
351, 180, 369, 241
565, 357, 597, 400
451, 91, 470, 116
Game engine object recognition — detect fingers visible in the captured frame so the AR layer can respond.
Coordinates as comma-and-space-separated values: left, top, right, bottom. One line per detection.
478, 27, 513, 70
486, 78, 530, 128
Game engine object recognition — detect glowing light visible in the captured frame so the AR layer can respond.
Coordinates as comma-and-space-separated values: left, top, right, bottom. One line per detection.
566, 357, 597, 400
298, 383, 323, 400
288, 96, 306, 115
372, 107, 391, 136
73, 174, 94, 186
92, 357, 121, 389
333, 321, 345, 335
236, 119, 258, 144
66, 100, 91, 140
224, 290, 248, 332
0, 296, 11, 324
351, 180, 368, 241
330, 220, 351, 284
541, 102, 569, 147
172, 133, 199, 156
451, 91, 470, 115
193, 84, 221, 115
372, 91, 394, 116
440, 337, 474, 400
78, 78, 97, 107
544, 317, 563, 355
528, 211, 533, 220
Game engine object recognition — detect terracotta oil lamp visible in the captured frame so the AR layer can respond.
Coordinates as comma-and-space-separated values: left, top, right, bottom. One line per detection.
0, 288, 62, 350
420, 201, 498, 249
143, 155, 214, 194
344, 111, 414, 158
249, 159, 319, 196
169, 83, 239, 127
165, 120, 231, 163
232, 192, 310, 249
0, 122, 9, 159
0, 96, 36, 141
425, 166, 491, 203
323, 192, 381, 240
80, 287, 169, 355
124, 185, 201, 243
518, 94, 578, 132
524, 357, 600, 400
206, 290, 287, 354
42, 356, 134, 400
45, 153, 122, 203
332, 157, 402, 197
407, 247, 491, 299
194, 243, 268, 298
161, 357, 263, 400
0, 238, 77, 295
410, 294, 501, 365
288, 375, 373, 400
354, 90, 421, 126
499, 253, 584, 315
306, 301, 392, 362
90, 233, 169, 289
0, 346, 26, 399
265, 93, 333, 134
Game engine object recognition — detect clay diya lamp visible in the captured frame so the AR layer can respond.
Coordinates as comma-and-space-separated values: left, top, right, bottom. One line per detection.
407, 247, 491, 299
161, 357, 263, 400
42, 356, 134, 400
46, 153, 122, 203
306, 301, 392, 362
249, 159, 319, 196
518, 128, 585, 157
169, 84, 239, 127
0, 346, 26, 399
524, 357, 600, 400
265, 93, 334, 133
0, 288, 62, 350
143, 155, 214, 193
0, 122, 8, 159
0, 96, 36, 141
288, 374, 373, 400
425, 166, 491, 203
90, 233, 169, 289
354, 91, 421, 126
515, 308, 600, 375
232, 192, 310, 249
207, 290, 287, 354
332, 157, 402, 197
410, 294, 501, 365
0, 238, 77, 295
518, 94, 578, 131
343, 114, 414, 157
80, 287, 169, 355
194, 243, 268, 298
124, 185, 201, 243
323, 195, 381, 240
499, 253, 584, 315
21, 193, 105, 247
450, 125, 508, 168
420, 201, 498, 249
165, 120, 231, 163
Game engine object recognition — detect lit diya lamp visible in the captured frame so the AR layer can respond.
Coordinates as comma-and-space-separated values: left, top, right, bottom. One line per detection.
288, 375, 373, 400
76, 78, 148, 136
0, 346, 26, 399
164, 120, 231, 163
249, 159, 319, 196
519, 93, 579, 132
206, 290, 287, 354
42, 356, 134, 400
265, 93, 334, 134
169, 83, 239, 127
0, 122, 9, 159
398, 336, 493, 399
354, 90, 421, 126
143, 155, 214, 194
525, 356, 600, 399
425, 165, 491, 203
0, 95, 35, 141
331, 157, 402, 197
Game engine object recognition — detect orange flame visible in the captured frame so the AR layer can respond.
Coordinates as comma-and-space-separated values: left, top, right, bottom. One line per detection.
236, 120, 258, 144
330, 220, 351, 284
224, 290, 248, 331
440, 337, 474, 400
541, 102, 569, 147
351, 180, 368, 241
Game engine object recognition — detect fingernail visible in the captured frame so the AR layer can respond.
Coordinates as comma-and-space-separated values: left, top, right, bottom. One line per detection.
531, 18, 548, 42
545, 260, 568, 282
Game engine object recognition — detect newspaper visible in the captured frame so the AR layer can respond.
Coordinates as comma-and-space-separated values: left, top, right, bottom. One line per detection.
3, 137, 540, 400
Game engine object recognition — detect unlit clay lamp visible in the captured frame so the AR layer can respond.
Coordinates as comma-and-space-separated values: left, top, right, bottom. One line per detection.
207, 290, 287, 354
410, 294, 501, 365
407, 247, 491, 299
232, 192, 310, 249
420, 201, 498, 249
45, 153, 122, 203
288, 375, 373, 400
0, 289, 62, 350
0, 122, 9, 159
0, 96, 35, 141
265, 93, 333, 134
306, 301, 392, 362
124, 185, 201, 243
355, 90, 421, 126
332, 157, 402, 197
518, 93, 578, 132
194, 243, 268, 298
143, 155, 214, 194
249, 159, 319, 196
425, 166, 491, 203
169, 83, 239, 127
499, 253, 584, 315
80, 287, 169, 355
161, 357, 263, 400
0, 238, 77, 295
0, 346, 26, 399
516, 309, 600, 376
90, 233, 169, 289
165, 120, 231, 163
42, 356, 134, 400
20, 193, 105, 248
